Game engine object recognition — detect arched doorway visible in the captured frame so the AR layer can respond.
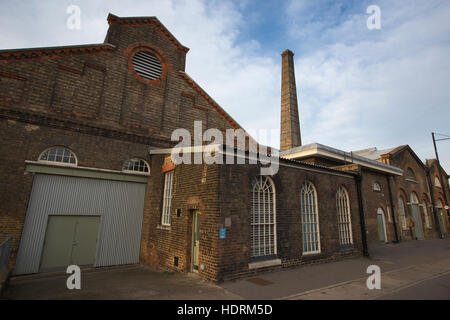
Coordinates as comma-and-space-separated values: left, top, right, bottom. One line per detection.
436, 201, 447, 236
410, 192, 424, 240
377, 208, 388, 243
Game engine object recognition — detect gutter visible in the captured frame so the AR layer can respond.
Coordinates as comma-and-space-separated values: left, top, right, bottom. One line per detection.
386, 174, 400, 243
355, 173, 369, 256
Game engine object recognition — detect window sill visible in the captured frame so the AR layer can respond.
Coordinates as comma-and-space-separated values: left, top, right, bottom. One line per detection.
248, 259, 281, 270
157, 224, 171, 231
302, 250, 321, 256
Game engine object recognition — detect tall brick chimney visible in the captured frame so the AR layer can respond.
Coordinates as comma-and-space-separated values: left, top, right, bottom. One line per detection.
280, 49, 301, 151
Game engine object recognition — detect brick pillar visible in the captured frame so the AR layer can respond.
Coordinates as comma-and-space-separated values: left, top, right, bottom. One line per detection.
280, 49, 301, 151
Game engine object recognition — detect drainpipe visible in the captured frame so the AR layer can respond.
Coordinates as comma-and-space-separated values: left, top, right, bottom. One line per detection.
426, 167, 443, 238
355, 173, 369, 256
386, 174, 399, 243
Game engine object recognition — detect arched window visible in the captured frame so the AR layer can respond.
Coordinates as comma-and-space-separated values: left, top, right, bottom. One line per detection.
122, 158, 150, 174
336, 186, 353, 246
373, 182, 381, 192
39, 146, 77, 165
398, 196, 407, 230
434, 176, 442, 188
410, 192, 419, 204
405, 168, 416, 181
251, 176, 276, 259
301, 181, 320, 254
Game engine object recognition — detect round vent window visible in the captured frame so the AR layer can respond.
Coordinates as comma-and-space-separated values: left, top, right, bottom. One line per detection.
131, 51, 163, 81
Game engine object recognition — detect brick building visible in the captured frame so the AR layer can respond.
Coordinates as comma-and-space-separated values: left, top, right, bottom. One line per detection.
0, 14, 449, 282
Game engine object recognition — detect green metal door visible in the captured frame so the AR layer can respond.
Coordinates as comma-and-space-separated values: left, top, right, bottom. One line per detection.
411, 204, 424, 240
40, 216, 100, 271
71, 216, 100, 266
40, 216, 77, 271
191, 212, 200, 272
377, 210, 386, 243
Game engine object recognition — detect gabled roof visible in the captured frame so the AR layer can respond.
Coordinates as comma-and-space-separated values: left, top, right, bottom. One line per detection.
426, 159, 449, 178
107, 14, 189, 54
352, 146, 398, 160
179, 71, 242, 130
354, 145, 426, 169
281, 142, 403, 175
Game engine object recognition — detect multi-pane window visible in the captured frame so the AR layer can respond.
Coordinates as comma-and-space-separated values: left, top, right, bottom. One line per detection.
336, 186, 353, 246
250, 176, 276, 259
161, 171, 174, 226
398, 196, 407, 229
434, 176, 442, 188
373, 182, 381, 192
406, 168, 416, 181
301, 181, 321, 254
39, 147, 76, 165
122, 158, 149, 173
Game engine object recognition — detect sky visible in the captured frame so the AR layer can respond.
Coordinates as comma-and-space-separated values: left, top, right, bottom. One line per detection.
1, 0, 449, 172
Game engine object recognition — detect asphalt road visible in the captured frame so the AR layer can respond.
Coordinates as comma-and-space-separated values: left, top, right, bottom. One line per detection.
375, 272, 450, 300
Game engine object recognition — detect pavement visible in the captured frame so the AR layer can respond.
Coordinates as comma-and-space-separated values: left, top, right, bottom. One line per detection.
220, 238, 450, 300
1, 265, 241, 300
2, 238, 450, 300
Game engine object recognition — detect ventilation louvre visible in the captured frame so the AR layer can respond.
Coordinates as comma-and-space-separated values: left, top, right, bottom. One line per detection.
131, 51, 162, 81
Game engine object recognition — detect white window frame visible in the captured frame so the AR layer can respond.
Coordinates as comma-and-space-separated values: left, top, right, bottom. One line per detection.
161, 170, 174, 226
373, 182, 381, 192
301, 181, 321, 255
122, 158, 150, 175
434, 176, 442, 188
38, 146, 77, 166
250, 176, 277, 259
336, 186, 353, 246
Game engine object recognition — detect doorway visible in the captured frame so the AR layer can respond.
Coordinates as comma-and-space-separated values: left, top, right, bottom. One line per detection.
410, 193, 424, 240
40, 215, 100, 272
190, 211, 200, 273
377, 208, 388, 243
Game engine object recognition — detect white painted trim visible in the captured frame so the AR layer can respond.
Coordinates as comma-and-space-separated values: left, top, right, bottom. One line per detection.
25, 160, 148, 177
248, 259, 281, 270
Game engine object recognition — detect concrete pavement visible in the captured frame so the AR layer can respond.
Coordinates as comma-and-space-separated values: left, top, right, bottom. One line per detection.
220, 238, 450, 299
2, 238, 450, 299
2, 265, 242, 300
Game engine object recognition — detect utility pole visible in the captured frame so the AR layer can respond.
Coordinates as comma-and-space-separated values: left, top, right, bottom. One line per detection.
431, 132, 450, 235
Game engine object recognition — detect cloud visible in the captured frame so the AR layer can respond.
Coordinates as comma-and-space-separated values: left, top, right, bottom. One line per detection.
1, 0, 449, 172
288, 0, 450, 171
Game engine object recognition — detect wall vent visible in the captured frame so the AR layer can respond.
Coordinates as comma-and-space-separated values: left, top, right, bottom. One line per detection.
131, 51, 162, 81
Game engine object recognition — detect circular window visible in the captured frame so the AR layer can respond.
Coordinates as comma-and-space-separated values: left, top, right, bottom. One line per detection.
131, 51, 163, 81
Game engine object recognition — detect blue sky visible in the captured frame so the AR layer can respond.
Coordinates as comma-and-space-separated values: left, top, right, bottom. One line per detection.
1, 0, 450, 172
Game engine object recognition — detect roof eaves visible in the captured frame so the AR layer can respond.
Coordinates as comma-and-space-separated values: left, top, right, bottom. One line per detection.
0, 43, 115, 62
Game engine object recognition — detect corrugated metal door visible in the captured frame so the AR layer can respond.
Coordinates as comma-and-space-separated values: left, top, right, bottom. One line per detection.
14, 174, 146, 275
